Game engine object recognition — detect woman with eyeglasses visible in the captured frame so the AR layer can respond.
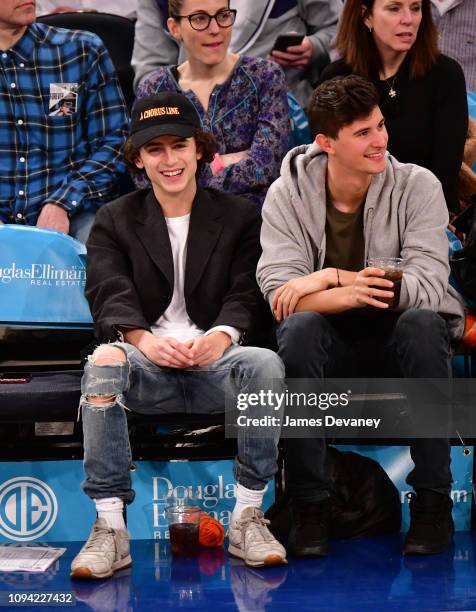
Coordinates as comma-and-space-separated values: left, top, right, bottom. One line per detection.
135, 0, 291, 207
319, 0, 467, 212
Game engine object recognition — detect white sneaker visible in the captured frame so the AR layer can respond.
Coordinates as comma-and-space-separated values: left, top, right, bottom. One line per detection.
228, 507, 287, 568
71, 518, 132, 579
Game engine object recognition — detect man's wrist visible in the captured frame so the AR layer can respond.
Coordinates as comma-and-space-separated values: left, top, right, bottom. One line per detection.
321, 267, 338, 288
208, 330, 232, 348
343, 285, 355, 310
122, 328, 152, 348
205, 325, 241, 345
42, 202, 69, 214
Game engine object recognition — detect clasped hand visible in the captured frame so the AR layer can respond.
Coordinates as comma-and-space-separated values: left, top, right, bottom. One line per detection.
137, 331, 231, 368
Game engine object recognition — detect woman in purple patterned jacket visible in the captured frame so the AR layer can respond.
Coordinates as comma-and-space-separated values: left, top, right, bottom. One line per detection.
135, 0, 291, 207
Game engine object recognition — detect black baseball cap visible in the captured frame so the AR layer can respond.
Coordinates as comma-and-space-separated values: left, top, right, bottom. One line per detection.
130, 92, 201, 148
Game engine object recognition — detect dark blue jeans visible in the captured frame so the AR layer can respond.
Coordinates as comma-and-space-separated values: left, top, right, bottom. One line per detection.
277, 309, 453, 503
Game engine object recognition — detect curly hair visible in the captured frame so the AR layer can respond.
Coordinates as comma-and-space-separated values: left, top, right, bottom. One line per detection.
123, 129, 217, 178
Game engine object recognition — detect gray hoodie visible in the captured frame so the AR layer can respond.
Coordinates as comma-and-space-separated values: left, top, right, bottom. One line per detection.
257, 143, 466, 340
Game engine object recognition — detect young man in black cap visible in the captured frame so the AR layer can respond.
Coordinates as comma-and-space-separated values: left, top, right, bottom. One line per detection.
71, 92, 287, 579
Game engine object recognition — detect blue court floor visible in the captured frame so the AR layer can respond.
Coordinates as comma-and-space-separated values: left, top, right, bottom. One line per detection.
1, 533, 476, 611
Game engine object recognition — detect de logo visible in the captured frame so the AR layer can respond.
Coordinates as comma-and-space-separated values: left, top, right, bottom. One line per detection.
0, 477, 58, 541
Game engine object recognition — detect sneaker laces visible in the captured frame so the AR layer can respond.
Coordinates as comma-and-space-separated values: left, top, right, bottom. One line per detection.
238, 513, 275, 544
83, 523, 115, 552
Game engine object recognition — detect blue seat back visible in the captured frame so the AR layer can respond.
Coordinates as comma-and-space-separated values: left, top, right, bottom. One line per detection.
0, 225, 93, 328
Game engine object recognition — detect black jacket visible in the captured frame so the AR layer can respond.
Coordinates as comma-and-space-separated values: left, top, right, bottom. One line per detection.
85, 187, 264, 343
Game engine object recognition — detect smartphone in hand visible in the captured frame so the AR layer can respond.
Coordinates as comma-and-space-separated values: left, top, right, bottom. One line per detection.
273, 32, 304, 53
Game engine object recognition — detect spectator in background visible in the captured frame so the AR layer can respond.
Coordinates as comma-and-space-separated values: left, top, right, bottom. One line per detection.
0, 0, 129, 242
35, 0, 138, 19
430, 0, 476, 93
135, 0, 291, 207
320, 0, 467, 212
132, 0, 342, 106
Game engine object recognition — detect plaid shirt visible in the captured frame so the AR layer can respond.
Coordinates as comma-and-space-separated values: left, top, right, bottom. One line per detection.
0, 23, 129, 225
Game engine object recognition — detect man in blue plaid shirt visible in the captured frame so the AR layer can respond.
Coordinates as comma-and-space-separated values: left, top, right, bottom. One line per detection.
0, 1, 129, 242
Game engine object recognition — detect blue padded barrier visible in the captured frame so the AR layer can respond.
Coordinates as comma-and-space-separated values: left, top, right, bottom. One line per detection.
0, 225, 92, 329
0, 449, 470, 543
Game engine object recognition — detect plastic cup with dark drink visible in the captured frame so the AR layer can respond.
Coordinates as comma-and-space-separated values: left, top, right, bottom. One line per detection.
166, 505, 201, 557
367, 256, 404, 308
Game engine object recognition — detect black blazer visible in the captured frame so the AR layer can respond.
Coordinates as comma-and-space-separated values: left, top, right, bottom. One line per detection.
85, 187, 264, 343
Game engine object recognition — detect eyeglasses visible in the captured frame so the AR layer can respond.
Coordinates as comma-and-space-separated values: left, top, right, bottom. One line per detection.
173, 9, 237, 31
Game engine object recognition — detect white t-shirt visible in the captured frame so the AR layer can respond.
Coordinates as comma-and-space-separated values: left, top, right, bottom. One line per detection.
151, 214, 240, 344
36, 0, 137, 18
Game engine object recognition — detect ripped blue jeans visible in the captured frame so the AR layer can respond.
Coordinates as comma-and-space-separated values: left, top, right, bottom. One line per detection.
80, 342, 285, 503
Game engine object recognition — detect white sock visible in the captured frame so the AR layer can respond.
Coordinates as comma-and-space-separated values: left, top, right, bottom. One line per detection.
95, 497, 126, 530
231, 483, 267, 523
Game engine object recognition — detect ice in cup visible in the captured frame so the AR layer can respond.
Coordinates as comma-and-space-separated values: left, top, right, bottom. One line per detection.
367, 256, 404, 308
166, 505, 201, 557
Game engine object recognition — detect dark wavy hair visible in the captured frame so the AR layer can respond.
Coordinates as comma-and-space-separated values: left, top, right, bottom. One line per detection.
123, 129, 217, 178
308, 75, 380, 139
336, 0, 438, 80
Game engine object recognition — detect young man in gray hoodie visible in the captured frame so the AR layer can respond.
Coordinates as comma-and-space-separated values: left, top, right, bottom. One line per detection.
257, 75, 466, 558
